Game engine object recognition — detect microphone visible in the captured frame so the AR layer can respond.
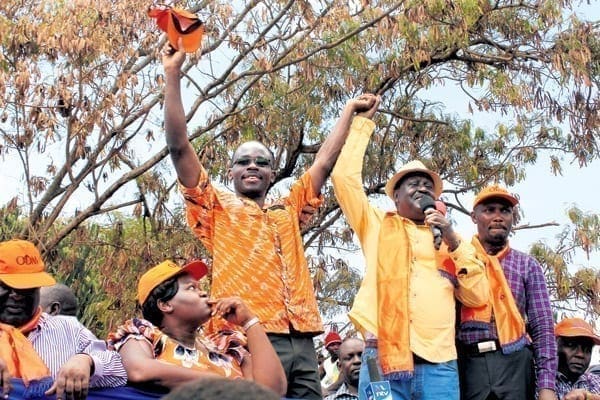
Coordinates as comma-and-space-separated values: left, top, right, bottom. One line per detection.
364, 357, 392, 400
419, 194, 442, 250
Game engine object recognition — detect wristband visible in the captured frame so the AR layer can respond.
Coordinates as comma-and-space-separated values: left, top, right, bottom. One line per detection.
242, 317, 261, 332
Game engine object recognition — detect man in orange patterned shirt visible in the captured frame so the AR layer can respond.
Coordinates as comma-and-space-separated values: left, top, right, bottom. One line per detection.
161, 40, 380, 399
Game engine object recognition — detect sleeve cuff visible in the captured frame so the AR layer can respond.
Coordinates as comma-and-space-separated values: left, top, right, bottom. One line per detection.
89, 354, 103, 378
178, 175, 209, 199
351, 116, 376, 132
449, 239, 470, 261
537, 374, 556, 392
449, 240, 483, 276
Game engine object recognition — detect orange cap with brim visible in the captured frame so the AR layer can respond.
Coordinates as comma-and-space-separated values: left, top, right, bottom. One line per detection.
148, 6, 204, 53
0, 239, 56, 289
555, 317, 600, 345
137, 259, 208, 305
473, 185, 519, 208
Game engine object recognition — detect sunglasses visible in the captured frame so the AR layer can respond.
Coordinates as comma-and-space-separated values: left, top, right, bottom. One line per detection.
232, 156, 272, 168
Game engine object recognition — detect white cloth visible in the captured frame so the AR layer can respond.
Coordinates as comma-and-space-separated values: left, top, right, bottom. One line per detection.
321, 356, 339, 387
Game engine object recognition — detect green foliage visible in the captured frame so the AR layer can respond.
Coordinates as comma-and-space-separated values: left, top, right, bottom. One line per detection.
44, 211, 207, 337
530, 206, 600, 318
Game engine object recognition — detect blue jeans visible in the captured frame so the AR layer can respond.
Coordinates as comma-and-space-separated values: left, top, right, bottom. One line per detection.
359, 347, 459, 400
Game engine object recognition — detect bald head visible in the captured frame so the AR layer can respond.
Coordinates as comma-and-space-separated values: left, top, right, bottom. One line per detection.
39, 283, 78, 316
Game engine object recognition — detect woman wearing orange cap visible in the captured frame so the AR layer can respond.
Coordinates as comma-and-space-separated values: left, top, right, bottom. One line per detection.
108, 260, 286, 395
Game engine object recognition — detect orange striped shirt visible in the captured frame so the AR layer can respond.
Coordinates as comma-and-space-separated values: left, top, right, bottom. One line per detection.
179, 168, 324, 334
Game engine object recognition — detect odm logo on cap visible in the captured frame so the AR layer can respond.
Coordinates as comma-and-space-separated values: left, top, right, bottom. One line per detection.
0, 239, 56, 289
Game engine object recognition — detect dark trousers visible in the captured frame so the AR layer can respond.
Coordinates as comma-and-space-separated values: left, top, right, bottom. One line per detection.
458, 345, 535, 400
267, 333, 322, 400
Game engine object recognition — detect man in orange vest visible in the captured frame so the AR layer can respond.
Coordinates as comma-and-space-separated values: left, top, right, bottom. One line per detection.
331, 104, 489, 399
458, 185, 557, 400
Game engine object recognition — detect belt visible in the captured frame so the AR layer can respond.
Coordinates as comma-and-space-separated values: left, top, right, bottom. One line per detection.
462, 340, 501, 356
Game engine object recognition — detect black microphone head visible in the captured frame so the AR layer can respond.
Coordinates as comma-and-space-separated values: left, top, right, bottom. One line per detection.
419, 194, 436, 212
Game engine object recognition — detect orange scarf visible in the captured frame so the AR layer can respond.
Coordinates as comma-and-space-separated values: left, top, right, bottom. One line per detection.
461, 237, 527, 351
0, 308, 53, 390
376, 213, 455, 379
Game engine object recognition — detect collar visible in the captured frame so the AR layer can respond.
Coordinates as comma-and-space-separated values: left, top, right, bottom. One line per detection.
332, 382, 358, 399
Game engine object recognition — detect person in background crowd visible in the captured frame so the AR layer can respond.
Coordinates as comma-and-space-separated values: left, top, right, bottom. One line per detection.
161, 37, 381, 400
0, 239, 127, 400
331, 97, 489, 400
162, 376, 280, 400
108, 260, 286, 395
322, 331, 343, 392
318, 352, 327, 380
458, 185, 558, 400
554, 317, 600, 400
325, 338, 364, 400
40, 282, 79, 317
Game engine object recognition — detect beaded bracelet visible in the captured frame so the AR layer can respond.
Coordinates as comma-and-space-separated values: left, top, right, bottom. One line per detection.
242, 316, 261, 332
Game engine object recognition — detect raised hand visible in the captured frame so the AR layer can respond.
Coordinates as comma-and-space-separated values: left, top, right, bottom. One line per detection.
351, 93, 380, 119
162, 38, 186, 75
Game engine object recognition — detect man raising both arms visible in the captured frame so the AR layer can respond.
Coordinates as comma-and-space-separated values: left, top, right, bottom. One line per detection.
161, 40, 379, 400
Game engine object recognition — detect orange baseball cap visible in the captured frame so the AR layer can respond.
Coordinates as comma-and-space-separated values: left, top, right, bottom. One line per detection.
555, 317, 600, 345
473, 184, 519, 208
137, 259, 208, 305
0, 239, 56, 289
148, 6, 204, 53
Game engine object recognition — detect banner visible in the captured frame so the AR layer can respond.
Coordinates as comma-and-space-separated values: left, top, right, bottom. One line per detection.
8, 379, 163, 400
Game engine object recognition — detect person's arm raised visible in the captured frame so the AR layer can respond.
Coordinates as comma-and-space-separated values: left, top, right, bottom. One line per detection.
308, 94, 380, 194
163, 40, 202, 188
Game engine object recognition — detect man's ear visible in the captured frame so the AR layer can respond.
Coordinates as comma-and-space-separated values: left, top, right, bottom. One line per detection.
49, 302, 61, 316
269, 170, 276, 184
470, 211, 477, 224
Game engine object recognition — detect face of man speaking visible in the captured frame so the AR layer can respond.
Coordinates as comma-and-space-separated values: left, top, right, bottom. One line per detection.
0, 280, 40, 327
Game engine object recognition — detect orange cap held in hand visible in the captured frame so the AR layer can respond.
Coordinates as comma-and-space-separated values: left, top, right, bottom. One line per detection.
148, 5, 204, 53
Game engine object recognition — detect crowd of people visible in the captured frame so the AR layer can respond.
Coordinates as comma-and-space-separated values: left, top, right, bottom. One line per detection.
0, 39, 599, 400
